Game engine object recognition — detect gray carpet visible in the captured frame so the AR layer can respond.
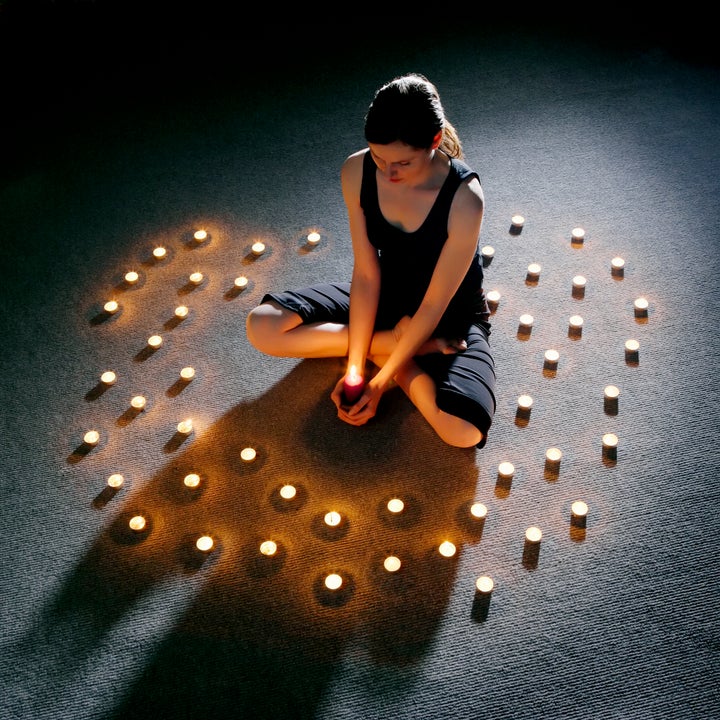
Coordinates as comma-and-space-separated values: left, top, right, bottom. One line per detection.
1, 11, 719, 720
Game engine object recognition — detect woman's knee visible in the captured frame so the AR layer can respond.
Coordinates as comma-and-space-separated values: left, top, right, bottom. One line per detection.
436, 416, 484, 448
245, 303, 296, 353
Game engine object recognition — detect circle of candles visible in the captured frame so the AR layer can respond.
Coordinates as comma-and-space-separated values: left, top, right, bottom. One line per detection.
438, 541, 457, 557
611, 256, 625, 274
174, 305, 189, 319
260, 540, 278, 556
234, 275, 248, 290
196, 535, 214, 552
519, 313, 534, 328
129, 515, 146, 532
189, 272, 204, 286
240, 447, 257, 462
103, 300, 119, 314
130, 395, 146, 410
148, 334, 163, 349
384, 555, 402, 573
634, 297, 649, 317
124, 270, 139, 284
153, 246, 167, 260
180, 366, 195, 381
307, 231, 321, 245
571, 227, 585, 242
498, 461, 515, 479
544, 349, 559, 367
324, 511, 342, 527
251, 241, 266, 256
177, 419, 193, 435
193, 229, 208, 242
486, 290, 500, 309
525, 526, 542, 543
571, 500, 589, 522
325, 573, 343, 590
100, 370, 117, 386
387, 498, 405, 514
511, 214, 525, 228
83, 430, 100, 446
183, 473, 201, 488
527, 262, 541, 279
517, 394, 533, 411
572, 275, 586, 291
470, 502, 488, 520
481, 245, 495, 260
107, 473, 124, 488
604, 384, 620, 400
475, 575, 494, 595
602, 432, 619, 449
279, 484, 297, 500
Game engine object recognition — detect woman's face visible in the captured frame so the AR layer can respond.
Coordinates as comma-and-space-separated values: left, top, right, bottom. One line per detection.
368, 141, 432, 185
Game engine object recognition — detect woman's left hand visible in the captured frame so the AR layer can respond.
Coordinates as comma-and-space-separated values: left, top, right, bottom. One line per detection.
331, 376, 382, 426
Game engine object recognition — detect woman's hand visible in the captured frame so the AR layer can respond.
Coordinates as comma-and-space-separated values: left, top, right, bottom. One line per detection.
331, 376, 383, 426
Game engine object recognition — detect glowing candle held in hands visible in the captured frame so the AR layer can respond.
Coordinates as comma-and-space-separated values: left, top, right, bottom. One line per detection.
342, 365, 365, 405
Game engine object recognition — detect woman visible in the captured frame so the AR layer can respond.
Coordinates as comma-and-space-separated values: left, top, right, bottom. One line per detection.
246, 73, 496, 448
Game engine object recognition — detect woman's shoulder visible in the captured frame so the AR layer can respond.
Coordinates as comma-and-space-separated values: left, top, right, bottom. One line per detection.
341, 149, 369, 186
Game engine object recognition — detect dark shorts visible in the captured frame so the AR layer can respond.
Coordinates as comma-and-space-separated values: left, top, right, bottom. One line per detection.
262, 283, 496, 448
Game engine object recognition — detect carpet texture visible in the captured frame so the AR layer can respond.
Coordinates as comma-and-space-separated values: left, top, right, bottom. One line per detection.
1, 10, 719, 720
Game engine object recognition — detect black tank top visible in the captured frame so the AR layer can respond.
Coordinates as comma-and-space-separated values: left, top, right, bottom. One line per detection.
359, 149, 487, 335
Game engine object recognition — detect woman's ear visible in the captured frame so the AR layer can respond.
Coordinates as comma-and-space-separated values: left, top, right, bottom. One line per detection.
431, 131, 442, 149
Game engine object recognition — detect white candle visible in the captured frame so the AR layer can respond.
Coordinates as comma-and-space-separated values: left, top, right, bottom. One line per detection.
602, 432, 619, 449
569, 315, 583, 330
486, 290, 501, 309
572, 275, 586, 290
129, 515, 146, 531
124, 270, 139, 284
280, 484, 297, 499
260, 540, 278, 556
525, 526, 542, 543
307, 231, 321, 245
100, 370, 117, 386
625, 339, 640, 361
519, 313, 534, 328
103, 300, 119, 314
180, 366, 195, 380
83, 430, 100, 446
189, 272, 204, 286
527, 262, 541, 279
511, 214, 525, 228
177, 419, 193, 435
384, 555, 402, 573
183, 473, 201, 488
546, 447, 562, 464
481, 245, 495, 260
438, 541, 456, 557
387, 498, 405, 514
130, 395, 146, 410
251, 241, 266, 256
240, 447, 257, 462
324, 511, 342, 527
148, 334, 163, 349
153, 246, 167, 260
196, 535, 214, 552
611, 256, 625, 274
174, 306, 189, 320
634, 297, 649, 316
604, 384, 620, 400
475, 575, 494, 595
498, 461, 515, 479
193, 229, 208, 243
517, 394, 533, 410
544, 349, 559, 367
571, 227, 585, 242
470, 502, 488, 520
107, 473, 124, 488
325, 573, 343, 590
234, 275, 248, 289
571, 500, 589, 521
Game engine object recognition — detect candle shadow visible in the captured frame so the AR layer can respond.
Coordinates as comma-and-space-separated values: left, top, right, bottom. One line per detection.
224, 282, 252, 300
494, 474, 512, 499
163, 314, 187, 330
604, 397, 619, 416
516, 325, 532, 341
166, 377, 192, 397
90, 307, 121, 326
92, 485, 120, 509
66, 440, 99, 464
515, 407, 531, 427
116, 407, 143, 427
571, 285, 585, 300
521, 540, 541, 569
135, 345, 162, 362
470, 591, 492, 622
85, 382, 111, 401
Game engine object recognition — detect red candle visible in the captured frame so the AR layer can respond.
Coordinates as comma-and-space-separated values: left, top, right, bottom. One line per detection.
342, 365, 365, 405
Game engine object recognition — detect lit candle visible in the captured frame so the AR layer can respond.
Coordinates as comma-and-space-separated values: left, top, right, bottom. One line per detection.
481, 245, 495, 260
234, 275, 248, 290
546, 447, 562, 464
634, 297, 649, 317
543, 349, 559, 369
518, 313, 534, 329
240, 447, 257, 462
177, 419, 193, 435
498, 461, 515, 480
486, 290, 500, 311
307, 231, 321, 245
526, 262, 541, 280
193, 229, 208, 243
571, 227, 585, 242
183, 473, 201, 488
129, 515, 146, 532
470, 502, 488, 520
188, 272, 204, 286
153, 246, 167, 260
602, 432, 619, 450
572, 275, 586, 291
83, 430, 100, 446
324, 511, 342, 527
384, 555, 402, 573
124, 270, 139, 284
280, 484, 297, 500
517, 394, 533, 411
251, 241, 266, 256
342, 364, 365, 405
511, 214, 525, 228
571, 500, 589, 527
147, 334, 163, 349
438, 541, 457, 557
100, 370, 117, 386
387, 498, 405, 514
525, 526, 542, 544
196, 535, 214, 552
604, 384, 620, 400
475, 575, 494, 595
103, 300, 119, 314
174, 305, 189, 319
625, 339, 640, 362
611, 256, 625, 276
325, 573, 343, 590
130, 395, 146, 411
180, 366, 195, 381
569, 315, 583, 331
107, 473, 124, 488
260, 540, 278, 556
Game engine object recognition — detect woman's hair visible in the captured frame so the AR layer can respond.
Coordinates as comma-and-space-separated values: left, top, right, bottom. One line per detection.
364, 73, 463, 158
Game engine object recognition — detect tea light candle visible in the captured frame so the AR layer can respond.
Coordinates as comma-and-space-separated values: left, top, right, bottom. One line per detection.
234, 275, 248, 290
602, 432, 619, 450
83, 430, 100, 446
183, 473, 200, 488
571, 500, 589, 527
438, 541, 457, 557
148, 334, 163, 349
100, 370, 117, 386
519, 313, 534, 329
130, 395, 146, 410
325, 573, 343, 590
481, 245, 495, 260
251, 241, 266, 256
527, 263, 541, 280
498, 461, 515, 480
260, 540, 278, 556
486, 290, 500, 310
572, 275, 586, 291
475, 575, 494, 595
103, 300, 119, 314
129, 515, 146, 532
177, 419, 193, 435
634, 297, 649, 317
604, 384, 620, 400
571, 227, 585, 242
611, 256, 625, 275
625, 339, 640, 361
188, 272, 204, 286
511, 214, 525, 228
279, 484, 297, 500
193, 229, 208, 243
545, 447, 562, 471
324, 511, 342, 527
124, 270, 139, 284
384, 555, 402, 573
470, 502, 488, 520
107, 473, 124, 488
240, 447, 257, 462
180, 366, 195, 381
544, 349, 559, 368
307, 231, 321, 245
196, 535, 214, 552
569, 315, 583, 330
525, 526, 542, 543
153, 246, 167, 260
387, 498, 405, 514
517, 394, 533, 411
